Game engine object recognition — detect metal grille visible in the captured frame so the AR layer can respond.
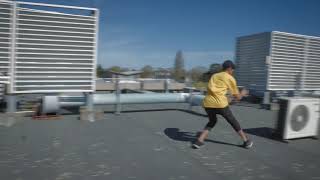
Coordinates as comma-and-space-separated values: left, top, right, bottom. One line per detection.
269, 31, 320, 91
235, 32, 271, 92
305, 38, 320, 90
3, 1, 98, 94
236, 31, 320, 93
0, 1, 12, 84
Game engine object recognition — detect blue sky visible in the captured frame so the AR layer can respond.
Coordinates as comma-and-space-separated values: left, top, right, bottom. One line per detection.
19, 0, 320, 69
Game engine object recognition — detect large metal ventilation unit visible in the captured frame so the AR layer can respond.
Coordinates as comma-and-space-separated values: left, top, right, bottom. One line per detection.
0, 0, 99, 94
235, 31, 320, 96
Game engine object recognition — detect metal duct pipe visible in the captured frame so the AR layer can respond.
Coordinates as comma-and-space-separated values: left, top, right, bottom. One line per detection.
42, 96, 59, 114
93, 93, 189, 105
189, 95, 205, 106
42, 93, 203, 113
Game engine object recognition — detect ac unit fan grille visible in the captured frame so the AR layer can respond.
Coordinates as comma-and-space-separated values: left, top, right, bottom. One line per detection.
290, 105, 309, 132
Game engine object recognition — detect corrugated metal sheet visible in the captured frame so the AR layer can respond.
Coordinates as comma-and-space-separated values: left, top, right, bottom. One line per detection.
0, 1, 12, 100
235, 32, 271, 92
0, 1, 12, 84
304, 38, 320, 90
236, 31, 320, 93
1, 1, 99, 94
269, 31, 320, 91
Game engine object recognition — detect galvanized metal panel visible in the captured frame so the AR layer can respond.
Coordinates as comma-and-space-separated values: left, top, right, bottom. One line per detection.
269, 31, 320, 91
304, 38, 320, 89
235, 32, 271, 92
5, 1, 99, 93
237, 31, 320, 93
0, 1, 12, 85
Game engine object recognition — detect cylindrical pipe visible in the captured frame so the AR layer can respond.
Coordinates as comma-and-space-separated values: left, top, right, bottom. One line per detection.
189, 95, 205, 106
60, 93, 190, 105
94, 93, 189, 105
164, 79, 169, 93
115, 77, 121, 114
85, 93, 94, 121
42, 96, 59, 114
6, 95, 17, 113
43, 93, 204, 114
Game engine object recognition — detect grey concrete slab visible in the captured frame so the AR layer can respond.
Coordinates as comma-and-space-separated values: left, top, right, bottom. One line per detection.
0, 103, 319, 180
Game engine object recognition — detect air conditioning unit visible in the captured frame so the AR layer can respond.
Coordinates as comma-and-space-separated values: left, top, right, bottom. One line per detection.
276, 97, 320, 140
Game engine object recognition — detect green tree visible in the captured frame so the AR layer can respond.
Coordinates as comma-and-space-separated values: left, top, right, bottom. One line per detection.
154, 67, 171, 79
173, 50, 186, 82
96, 64, 104, 78
103, 66, 123, 78
140, 65, 154, 78
209, 63, 222, 74
189, 66, 208, 82
109, 66, 122, 72
202, 63, 222, 81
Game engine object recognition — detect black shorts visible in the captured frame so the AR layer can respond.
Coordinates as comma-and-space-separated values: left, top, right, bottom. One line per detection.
204, 106, 241, 132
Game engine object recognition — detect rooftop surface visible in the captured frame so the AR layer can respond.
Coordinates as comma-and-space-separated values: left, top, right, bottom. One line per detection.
0, 103, 319, 180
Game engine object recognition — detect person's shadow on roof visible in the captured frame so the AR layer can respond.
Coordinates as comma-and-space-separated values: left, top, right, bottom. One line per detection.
164, 128, 240, 147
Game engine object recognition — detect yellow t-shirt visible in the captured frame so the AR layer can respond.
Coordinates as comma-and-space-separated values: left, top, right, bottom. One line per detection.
203, 72, 240, 108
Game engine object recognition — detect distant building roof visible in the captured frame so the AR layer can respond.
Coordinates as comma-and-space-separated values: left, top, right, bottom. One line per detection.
109, 71, 143, 76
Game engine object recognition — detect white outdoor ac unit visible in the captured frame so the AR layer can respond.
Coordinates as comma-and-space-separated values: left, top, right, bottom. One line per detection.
276, 97, 320, 140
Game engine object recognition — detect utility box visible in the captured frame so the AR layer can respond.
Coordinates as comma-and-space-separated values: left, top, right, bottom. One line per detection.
235, 31, 320, 98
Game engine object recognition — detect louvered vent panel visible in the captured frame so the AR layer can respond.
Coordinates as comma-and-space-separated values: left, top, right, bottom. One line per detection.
269, 32, 320, 91
10, 2, 98, 93
235, 32, 270, 91
0, 1, 12, 84
304, 38, 320, 90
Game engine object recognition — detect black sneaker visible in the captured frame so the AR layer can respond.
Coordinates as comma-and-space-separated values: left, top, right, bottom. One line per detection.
192, 140, 204, 149
243, 140, 253, 149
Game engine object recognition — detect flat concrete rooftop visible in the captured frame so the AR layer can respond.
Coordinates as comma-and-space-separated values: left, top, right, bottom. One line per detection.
0, 103, 319, 180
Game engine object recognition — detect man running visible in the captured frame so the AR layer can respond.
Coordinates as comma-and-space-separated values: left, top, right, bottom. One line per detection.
192, 60, 253, 149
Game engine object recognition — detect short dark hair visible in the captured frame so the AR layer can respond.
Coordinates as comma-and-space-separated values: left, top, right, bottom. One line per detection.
222, 60, 236, 70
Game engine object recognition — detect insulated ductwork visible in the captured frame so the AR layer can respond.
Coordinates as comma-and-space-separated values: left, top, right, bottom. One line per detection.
42, 93, 204, 113
42, 96, 59, 114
